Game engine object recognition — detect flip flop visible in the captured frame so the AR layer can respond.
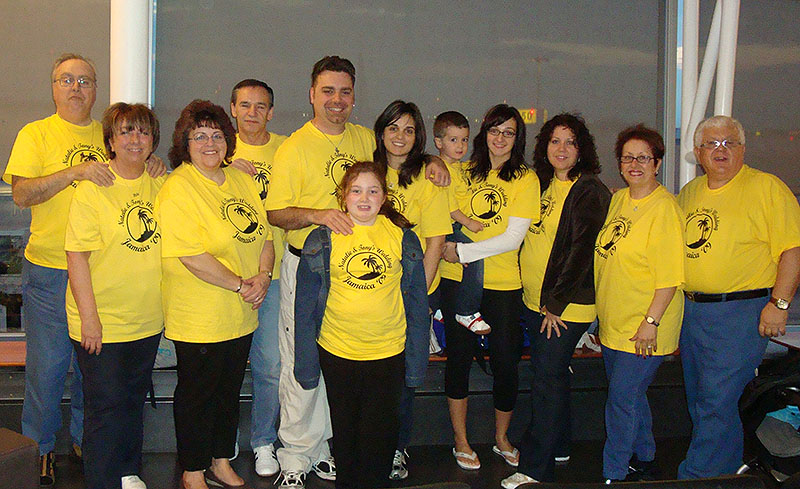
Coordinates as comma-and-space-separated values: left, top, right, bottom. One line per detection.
452, 447, 481, 470
493, 445, 520, 467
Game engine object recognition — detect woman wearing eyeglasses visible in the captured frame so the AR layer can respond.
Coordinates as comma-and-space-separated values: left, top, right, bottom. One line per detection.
156, 100, 273, 489
593, 125, 684, 483
441, 104, 539, 470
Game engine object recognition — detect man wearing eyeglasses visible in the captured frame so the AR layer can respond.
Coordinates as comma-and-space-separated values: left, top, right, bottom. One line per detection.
2, 53, 165, 486
677, 115, 800, 479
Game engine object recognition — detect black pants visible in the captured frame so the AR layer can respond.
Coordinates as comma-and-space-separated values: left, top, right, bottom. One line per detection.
517, 307, 591, 481
318, 346, 404, 489
173, 333, 253, 471
442, 279, 523, 411
73, 333, 160, 489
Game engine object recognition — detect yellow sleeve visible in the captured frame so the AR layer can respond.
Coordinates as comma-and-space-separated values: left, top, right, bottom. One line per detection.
3, 124, 44, 182
264, 141, 303, 211
419, 185, 453, 238
157, 183, 205, 258
510, 171, 541, 219
762, 176, 800, 261
647, 198, 685, 289
64, 182, 102, 252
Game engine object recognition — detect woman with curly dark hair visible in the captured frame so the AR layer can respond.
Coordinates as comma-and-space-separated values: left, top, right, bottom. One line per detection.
441, 104, 540, 471
503, 113, 611, 488
156, 99, 274, 489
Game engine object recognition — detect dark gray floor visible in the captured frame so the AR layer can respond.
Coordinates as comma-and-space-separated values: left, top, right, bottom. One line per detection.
51, 438, 693, 489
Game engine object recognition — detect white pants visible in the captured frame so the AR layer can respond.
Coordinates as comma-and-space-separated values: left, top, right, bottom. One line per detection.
276, 249, 333, 473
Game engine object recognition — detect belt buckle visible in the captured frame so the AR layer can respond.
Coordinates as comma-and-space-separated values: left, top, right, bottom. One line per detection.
685, 291, 696, 301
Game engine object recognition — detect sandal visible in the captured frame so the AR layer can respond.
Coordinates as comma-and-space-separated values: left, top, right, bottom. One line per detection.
452, 447, 481, 470
455, 312, 492, 335
493, 445, 520, 467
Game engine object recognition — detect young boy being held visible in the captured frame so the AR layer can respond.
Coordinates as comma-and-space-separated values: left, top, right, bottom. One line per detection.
433, 111, 490, 335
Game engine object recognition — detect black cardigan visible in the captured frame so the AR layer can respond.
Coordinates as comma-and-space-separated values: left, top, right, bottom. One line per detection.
537, 173, 611, 316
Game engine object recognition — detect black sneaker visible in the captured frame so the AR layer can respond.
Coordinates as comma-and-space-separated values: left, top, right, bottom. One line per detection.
627, 454, 661, 481
40, 452, 55, 486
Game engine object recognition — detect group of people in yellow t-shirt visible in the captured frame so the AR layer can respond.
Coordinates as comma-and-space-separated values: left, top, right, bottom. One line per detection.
6, 52, 800, 489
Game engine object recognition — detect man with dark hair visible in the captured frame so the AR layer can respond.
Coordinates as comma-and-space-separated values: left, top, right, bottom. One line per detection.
229, 78, 286, 478
3, 53, 164, 487
677, 115, 800, 479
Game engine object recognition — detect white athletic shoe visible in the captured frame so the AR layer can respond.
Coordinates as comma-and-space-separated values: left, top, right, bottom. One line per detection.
275, 470, 305, 488
389, 449, 409, 480
429, 323, 443, 354
254, 444, 280, 477
501, 472, 539, 489
455, 312, 492, 334
121, 475, 147, 489
312, 457, 336, 480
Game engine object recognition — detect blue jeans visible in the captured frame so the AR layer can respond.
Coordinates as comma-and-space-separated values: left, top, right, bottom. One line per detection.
446, 227, 483, 316
73, 333, 160, 489
21, 259, 84, 454
677, 295, 769, 479
518, 307, 589, 481
249, 282, 281, 450
602, 346, 664, 480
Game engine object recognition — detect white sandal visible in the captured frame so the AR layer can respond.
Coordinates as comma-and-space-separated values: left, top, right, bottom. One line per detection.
452, 447, 481, 470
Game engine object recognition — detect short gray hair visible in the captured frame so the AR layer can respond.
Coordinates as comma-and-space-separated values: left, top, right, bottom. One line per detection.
693, 115, 745, 147
51, 53, 97, 83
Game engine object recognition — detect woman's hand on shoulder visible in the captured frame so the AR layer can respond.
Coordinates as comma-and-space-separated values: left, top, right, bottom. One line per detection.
629, 320, 658, 358
540, 306, 568, 339
241, 271, 271, 309
145, 154, 168, 178
81, 318, 103, 355
228, 158, 257, 176
425, 156, 451, 187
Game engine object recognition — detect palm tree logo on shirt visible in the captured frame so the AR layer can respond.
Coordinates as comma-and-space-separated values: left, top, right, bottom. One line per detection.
64, 145, 107, 187
595, 217, 630, 255
324, 153, 357, 195
224, 202, 261, 234
470, 188, 504, 220
685, 212, 716, 249
530, 197, 553, 234
344, 250, 389, 286
125, 205, 159, 243
253, 168, 270, 200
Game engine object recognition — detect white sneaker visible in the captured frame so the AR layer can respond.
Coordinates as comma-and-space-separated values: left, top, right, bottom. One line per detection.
275, 470, 305, 488
389, 449, 408, 480
501, 472, 539, 489
555, 455, 570, 463
312, 457, 336, 480
254, 444, 280, 477
121, 475, 147, 489
433, 309, 444, 322
455, 312, 491, 334
429, 323, 443, 354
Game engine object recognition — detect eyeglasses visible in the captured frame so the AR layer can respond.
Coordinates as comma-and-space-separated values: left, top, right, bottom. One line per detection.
53, 75, 96, 89
698, 139, 742, 150
189, 132, 226, 144
619, 155, 656, 164
488, 127, 516, 139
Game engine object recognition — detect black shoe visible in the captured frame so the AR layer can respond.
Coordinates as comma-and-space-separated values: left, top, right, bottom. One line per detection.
627, 455, 661, 481
40, 452, 55, 486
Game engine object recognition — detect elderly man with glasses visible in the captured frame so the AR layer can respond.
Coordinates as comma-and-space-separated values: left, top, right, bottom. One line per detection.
2, 53, 164, 486
676, 115, 800, 479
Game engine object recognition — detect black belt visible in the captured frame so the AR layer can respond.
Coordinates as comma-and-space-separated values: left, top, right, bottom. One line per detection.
684, 288, 770, 303
288, 244, 302, 257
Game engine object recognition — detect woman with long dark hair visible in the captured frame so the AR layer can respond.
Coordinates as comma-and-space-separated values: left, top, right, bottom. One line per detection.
441, 104, 540, 470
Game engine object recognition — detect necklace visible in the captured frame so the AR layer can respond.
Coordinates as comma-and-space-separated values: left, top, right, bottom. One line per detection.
321, 131, 344, 155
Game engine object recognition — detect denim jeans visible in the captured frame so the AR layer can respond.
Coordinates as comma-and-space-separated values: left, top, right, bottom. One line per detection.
446, 227, 483, 316
73, 333, 160, 489
21, 259, 84, 454
601, 346, 664, 480
249, 282, 281, 450
677, 295, 769, 479
517, 307, 589, 481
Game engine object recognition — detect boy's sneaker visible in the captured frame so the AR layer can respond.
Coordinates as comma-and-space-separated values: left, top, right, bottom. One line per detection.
312, 457, 336, 480
501, 472, 539, 488
275, 470, 305, 488
455, 312, 491, 335
429, 325, 442, 354
389, 449, 409, 480
121, 475, 147, 489
40, 452, 55, 486
628, 455, 661, 481
254, 444, 280, 477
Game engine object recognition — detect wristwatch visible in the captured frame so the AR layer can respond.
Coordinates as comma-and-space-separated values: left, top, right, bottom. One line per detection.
769, 296, 790, 310
645, 315, 660, 327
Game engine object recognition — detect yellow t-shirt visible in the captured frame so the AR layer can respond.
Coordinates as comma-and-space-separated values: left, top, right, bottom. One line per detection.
594, 185, 685, 355
265, 121, 376, 249
3, 114, 107, 269
520, 177, 596, 322
386, 166, 451, 294
441, 168, 540, 290
678, 165, 800, 293
65, 169, 165, 343
156, 164, 271, 343
232, 133, 288, 279
445, 160, 471, 214
318, 216, 406, 361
